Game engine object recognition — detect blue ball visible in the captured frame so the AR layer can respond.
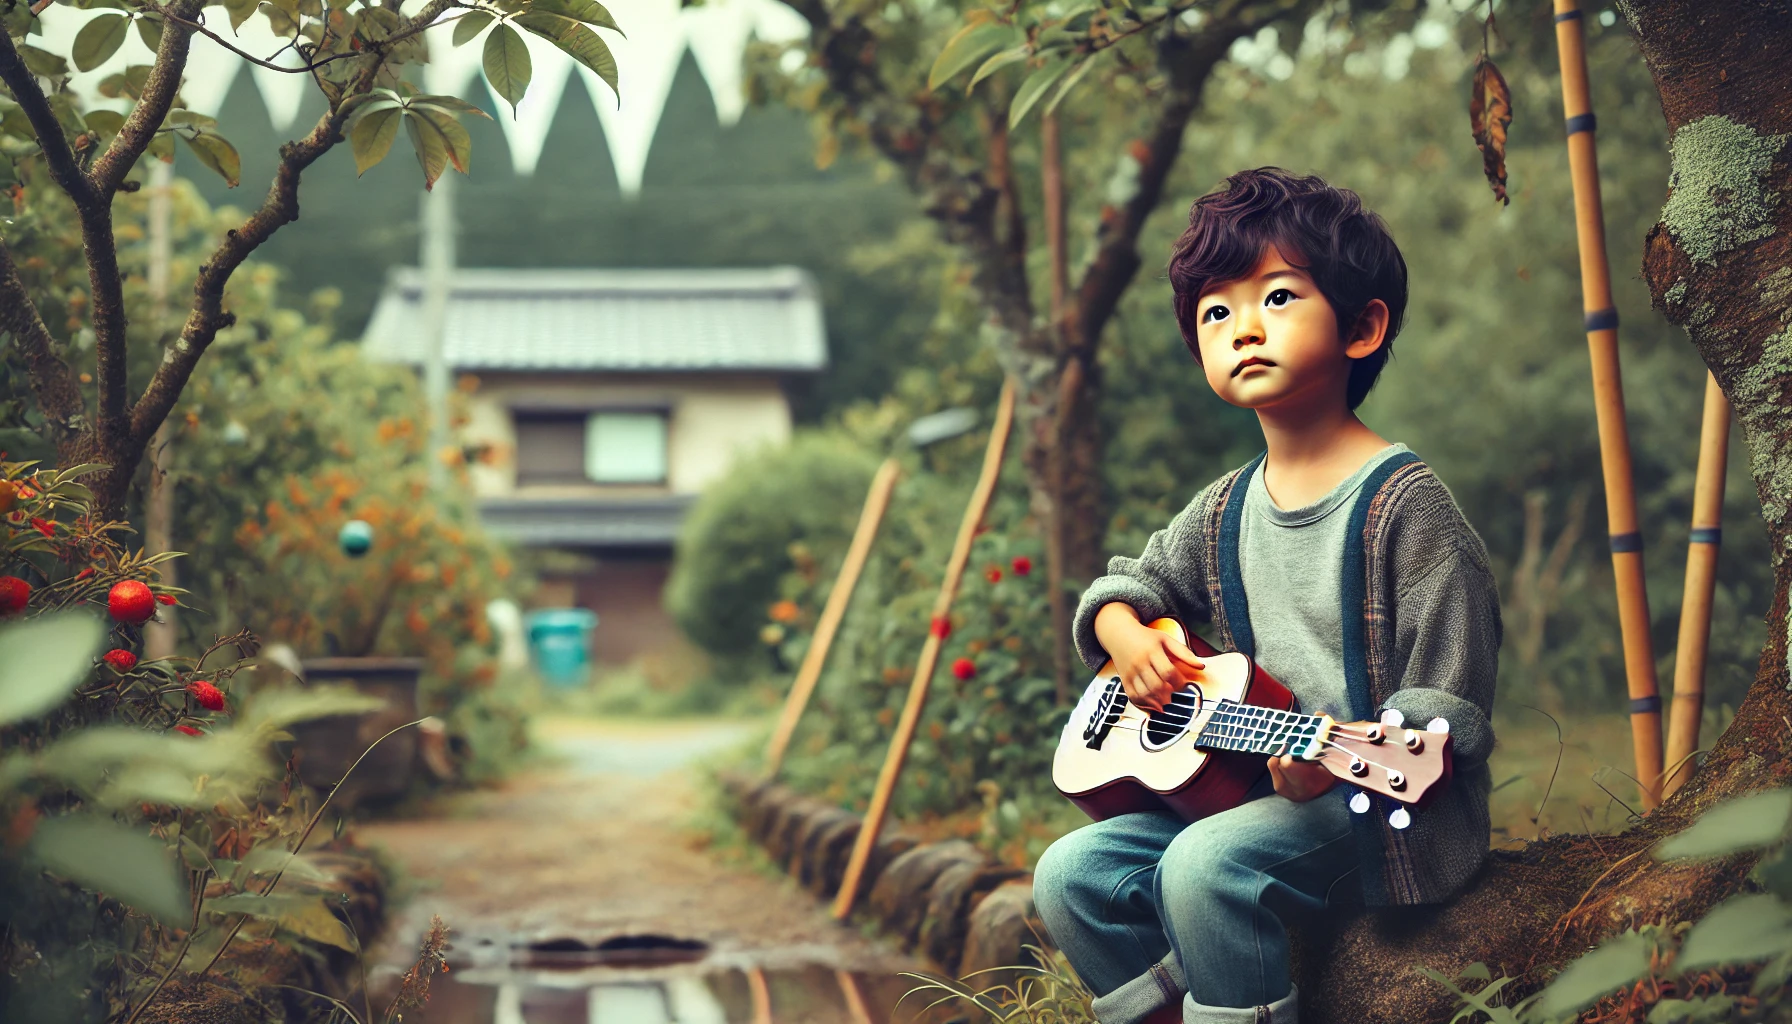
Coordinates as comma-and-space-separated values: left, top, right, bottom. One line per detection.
339, 519, 374, 557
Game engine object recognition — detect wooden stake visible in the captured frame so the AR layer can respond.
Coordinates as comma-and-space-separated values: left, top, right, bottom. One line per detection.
835, 970, 874, 1024
1553, 0, 1665, 810
1042, 111, 1074, 707
1664, 372, 1732, 797
747, 966, 772, 1024
831, 379, 1018, 920
764, 458, 902, 777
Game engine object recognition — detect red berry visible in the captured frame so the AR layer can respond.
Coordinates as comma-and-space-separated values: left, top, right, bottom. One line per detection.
0, 575, 30, 615
108, 580, 155, 623
1010, 556, 1033, 576
173, 725, 203, 737
929, 616, 952, 640
984, 565, 1003, 584
102, 649, 138, 673
186, 680, 225, 712
155, 593, 176, 606
951, 657, 977, 681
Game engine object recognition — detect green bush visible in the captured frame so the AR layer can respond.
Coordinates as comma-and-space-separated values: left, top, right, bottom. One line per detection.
666, 433, 881, 660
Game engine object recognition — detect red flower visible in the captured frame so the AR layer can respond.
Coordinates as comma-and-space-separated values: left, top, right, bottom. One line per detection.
186, 679, 225, 712
1010, 556, 1033, 576
984, 565, 1002, 584
108, 580, 155, 624
17, 486, 36, 499
0, 576, 29, 615
929, 616, 952, 640
173, 725, 203, 737
155, 593, 176, 606
950, 657, 977, 681
102, 649, 138, 673
29, 517, 53, 538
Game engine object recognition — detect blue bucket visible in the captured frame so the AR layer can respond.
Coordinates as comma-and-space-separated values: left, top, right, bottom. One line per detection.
525, 608, 599, 688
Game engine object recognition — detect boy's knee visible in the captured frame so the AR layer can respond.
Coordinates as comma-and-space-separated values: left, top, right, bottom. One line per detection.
1158, 827, 1242, 899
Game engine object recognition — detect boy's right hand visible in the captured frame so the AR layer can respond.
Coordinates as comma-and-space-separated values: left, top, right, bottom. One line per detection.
1093, 603, 1204, 713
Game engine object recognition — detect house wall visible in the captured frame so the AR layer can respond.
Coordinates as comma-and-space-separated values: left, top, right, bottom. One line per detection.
458, 372, 792, 499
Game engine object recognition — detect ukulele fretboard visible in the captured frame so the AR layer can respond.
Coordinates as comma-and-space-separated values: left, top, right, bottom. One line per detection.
1192, 700, 1327, 759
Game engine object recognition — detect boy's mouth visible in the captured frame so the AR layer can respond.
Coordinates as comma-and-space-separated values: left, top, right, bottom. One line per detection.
1232, 356, 1275, 377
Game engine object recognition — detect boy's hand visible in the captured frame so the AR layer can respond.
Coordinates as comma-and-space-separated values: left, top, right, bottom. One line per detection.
1094, 603, 1203, 713
1268, 754, 1336, 802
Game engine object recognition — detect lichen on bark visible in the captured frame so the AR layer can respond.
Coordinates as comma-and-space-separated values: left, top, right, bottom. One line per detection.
1660, 115, 1788, 267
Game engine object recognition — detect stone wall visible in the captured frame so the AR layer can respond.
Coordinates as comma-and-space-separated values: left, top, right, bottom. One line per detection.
718, 771, 1047, 982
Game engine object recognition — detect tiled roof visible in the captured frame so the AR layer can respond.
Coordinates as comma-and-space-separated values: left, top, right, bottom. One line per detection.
362, 267, 827, 373
477, 495, 694, 547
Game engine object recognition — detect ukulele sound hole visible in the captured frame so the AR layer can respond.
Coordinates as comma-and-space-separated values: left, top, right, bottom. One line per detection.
1142, 686, 1202, 751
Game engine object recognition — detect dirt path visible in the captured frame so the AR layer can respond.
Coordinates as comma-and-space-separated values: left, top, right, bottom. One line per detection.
358, 716, 919, 1022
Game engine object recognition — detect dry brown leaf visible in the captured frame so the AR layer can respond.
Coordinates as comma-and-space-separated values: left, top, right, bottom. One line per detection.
1469, 54, 1513, 206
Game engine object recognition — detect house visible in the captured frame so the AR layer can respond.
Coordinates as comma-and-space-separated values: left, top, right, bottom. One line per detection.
362, 266, 827, 664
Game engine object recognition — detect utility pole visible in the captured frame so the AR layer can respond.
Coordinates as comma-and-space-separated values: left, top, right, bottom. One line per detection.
144, 159, 178, 661
420, 175, 456, 490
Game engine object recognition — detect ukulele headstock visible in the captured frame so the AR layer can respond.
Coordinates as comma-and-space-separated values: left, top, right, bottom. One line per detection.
1315, 710, 1453, 816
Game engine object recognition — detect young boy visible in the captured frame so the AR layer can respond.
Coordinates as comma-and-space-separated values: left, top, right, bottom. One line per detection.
1033, 168, 1502, 1024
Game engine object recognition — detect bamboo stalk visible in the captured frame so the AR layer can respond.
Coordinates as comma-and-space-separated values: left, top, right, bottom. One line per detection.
831, 379, 1018, 920
764, 458, 902, 777
1664, 372, 1731, 797
1553, 0, 1665, 810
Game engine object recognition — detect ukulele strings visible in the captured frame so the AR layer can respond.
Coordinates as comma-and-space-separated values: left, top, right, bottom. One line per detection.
1096, 707, 1412, 777
1098, 719, 1413, 780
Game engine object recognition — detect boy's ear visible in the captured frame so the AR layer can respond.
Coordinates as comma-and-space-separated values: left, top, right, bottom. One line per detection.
1343, 299, 1391, 360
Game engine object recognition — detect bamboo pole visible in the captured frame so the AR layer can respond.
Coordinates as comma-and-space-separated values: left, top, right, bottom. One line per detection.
836, 970, 875, 1024
1042, 111, 1074, 707
764, 458, 902, 777
1664, 373, 1732, 797
831, 379, 1018, 920
1553, 0, 1665, 810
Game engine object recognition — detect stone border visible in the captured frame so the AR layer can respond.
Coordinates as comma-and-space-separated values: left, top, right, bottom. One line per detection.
718, 771, 1046, 980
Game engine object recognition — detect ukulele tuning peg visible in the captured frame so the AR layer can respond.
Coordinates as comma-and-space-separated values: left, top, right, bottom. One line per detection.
1349, 791, 1371, 815
1388, 807, 1412, 830
1427, 717, 1451, 735
1379, 708, 1406, 728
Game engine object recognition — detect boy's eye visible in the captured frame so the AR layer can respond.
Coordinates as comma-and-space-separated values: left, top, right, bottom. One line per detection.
1201, 304, 1230, 324
1265, 288, 1295, 308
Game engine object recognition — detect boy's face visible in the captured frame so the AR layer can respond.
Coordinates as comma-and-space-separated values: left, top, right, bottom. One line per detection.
1191, 245, 1385, 414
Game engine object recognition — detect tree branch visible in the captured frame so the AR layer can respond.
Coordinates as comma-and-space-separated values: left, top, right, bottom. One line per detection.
0, 237, 89, 446
90, 0, 205, 195
0, 30, 94, 206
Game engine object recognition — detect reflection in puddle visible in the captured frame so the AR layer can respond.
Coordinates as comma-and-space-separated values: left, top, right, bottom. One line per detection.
405, 960, 928, 1024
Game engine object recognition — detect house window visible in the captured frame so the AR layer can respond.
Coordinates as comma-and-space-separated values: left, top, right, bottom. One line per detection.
585, 412, 668, 484
513, 409, 668, 486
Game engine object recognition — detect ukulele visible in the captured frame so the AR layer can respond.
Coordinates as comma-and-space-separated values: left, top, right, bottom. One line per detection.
1052, 618, 1452, 831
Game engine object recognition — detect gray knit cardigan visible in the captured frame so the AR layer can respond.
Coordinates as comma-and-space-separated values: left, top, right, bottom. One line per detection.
1071, 451, 1502, 906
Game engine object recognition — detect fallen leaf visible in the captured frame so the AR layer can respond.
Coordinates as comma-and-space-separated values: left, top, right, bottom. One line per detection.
1469, 55, 1513, 206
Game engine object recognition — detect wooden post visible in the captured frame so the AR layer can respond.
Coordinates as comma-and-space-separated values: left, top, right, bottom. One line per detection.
831, 379, 1018, 920
144, 159, 178, 661
835, 970, 874, 1024
1664, 372, 1732, 797
747, 966, 772, 1024
764, 458, 902, 777
1553, 0, 1665, 810
1042, 111, 1075, 708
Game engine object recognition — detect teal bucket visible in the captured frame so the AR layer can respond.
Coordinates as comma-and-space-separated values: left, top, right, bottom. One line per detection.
525, 608, 599, 688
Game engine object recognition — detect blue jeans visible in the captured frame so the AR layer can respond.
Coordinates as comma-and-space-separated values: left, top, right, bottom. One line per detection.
1033, 778, 1357, 1024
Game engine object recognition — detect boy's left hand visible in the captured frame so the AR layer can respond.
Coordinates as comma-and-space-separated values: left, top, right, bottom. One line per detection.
1268, 754, 1336, 802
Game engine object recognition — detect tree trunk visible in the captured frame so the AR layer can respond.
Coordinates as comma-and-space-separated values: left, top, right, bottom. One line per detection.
1292, 4, 1792, 1020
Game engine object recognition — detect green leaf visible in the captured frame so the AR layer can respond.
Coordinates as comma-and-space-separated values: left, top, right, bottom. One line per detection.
166, 108, 220, 129
350, 105, 402, 175
73, 13, 131, 71
1008, 56, 1072, 130
223, 0, 258, 31
2, 100, 39, 142
206, 892, 356, 950
1044, 54, 1094, 116
530, 0, 622, 35
181, 130, 241, 187
482, 23, 532, 113
1676, 894, 1792, 972
19, 44, 70, 78
968, 46, 1028, 90
31, 814, 189, 923
136, 14, 163, 52
451, 9, 493, 45
516, 15, 615, 102
1755, 845, 1792, 899
411, 106, 471, 175
928, 21, 1013, 91
0, 613, 107, 726
1655, 789, 1792, 860
83, 109, 125, 136
1531, 931, 1651, 1021
412, 94, 493, 119
405, 109, 448, 189
241, 685, 385, 731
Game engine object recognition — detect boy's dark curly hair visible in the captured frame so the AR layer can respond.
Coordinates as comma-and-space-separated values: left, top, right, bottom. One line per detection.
1168, 167, 1408, 410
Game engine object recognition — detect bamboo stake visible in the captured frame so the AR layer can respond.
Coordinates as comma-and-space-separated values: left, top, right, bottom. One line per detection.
836, 970, 875, 1024
1664, 372, 1732, 797
831, 379, 1018, 920
1042, 111, 1074, 708
747, 966, 773, 1024
1553, 0, 1665, 810
764, 458, 903, 777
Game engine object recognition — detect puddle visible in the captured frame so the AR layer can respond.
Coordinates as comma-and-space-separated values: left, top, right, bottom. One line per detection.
401, 963, 935, 1024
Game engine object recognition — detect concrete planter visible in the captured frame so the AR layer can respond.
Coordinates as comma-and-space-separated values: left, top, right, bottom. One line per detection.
289, 656, 423, 806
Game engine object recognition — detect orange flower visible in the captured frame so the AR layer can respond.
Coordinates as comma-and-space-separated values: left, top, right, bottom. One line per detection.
768, 600, 801, 624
